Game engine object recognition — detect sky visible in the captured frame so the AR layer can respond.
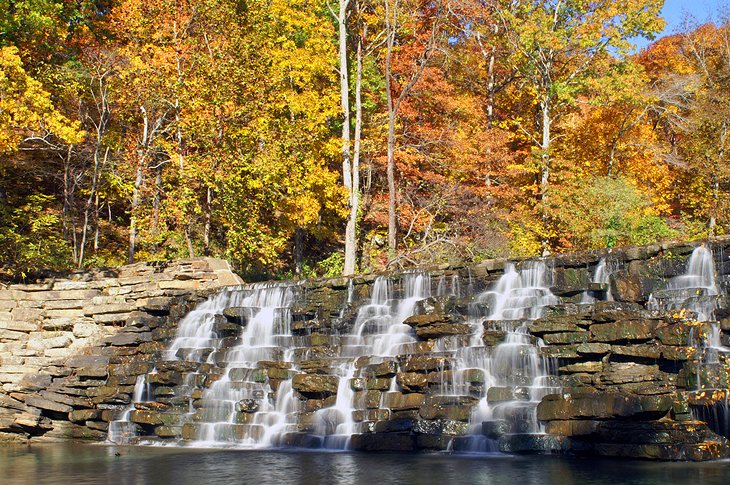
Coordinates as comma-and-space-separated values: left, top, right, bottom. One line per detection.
634, 0, 727, 49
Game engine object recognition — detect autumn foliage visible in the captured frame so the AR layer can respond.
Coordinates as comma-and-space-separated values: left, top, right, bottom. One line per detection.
0, 0, 728, 279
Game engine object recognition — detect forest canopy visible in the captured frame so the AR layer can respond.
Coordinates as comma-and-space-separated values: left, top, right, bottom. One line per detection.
0, 0, 728, 280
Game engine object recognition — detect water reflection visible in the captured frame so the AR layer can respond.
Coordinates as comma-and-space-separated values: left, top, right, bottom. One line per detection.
0, 444, 729, 485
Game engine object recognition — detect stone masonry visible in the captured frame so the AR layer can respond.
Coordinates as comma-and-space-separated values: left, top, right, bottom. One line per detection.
0, 258, 241, 443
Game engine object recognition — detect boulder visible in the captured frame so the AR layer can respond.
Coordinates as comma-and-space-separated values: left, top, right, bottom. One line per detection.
413, 419, 469, 436
610, 274, 646, 302
482, 329, 507, 346
404, 313, 470, 340
222, 307, 248, 325
360, 360, 398, 377
399, 356, 451, 372
482, 420, 512, 439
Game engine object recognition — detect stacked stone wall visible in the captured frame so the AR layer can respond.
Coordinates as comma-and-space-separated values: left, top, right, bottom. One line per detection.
0, 258, 241, 443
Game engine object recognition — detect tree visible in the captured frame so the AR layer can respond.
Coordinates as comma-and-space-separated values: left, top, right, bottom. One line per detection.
494, 0, 664, 252
672, 22, 730, 235
0, 46, 83, 152
383, 0, 447, 260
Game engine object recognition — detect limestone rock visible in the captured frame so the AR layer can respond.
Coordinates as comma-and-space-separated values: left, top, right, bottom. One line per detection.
590, 319, 657, 342
292, 374, 339, 396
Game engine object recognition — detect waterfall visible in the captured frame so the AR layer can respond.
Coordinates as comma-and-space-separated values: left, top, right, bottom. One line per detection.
106, 247, 728, 453
314, 272, 429, 449
455, 261, 560, 450
478, 262, 559, 320
648, 245, 719, 322
192, 283, 298, 447
165, 289, 248, 361
580, 258, 613, 304
108, 374, 147, 444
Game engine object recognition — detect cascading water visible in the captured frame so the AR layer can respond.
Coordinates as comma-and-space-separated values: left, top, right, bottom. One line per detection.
107, 374, 149, 444
191, 283, 298, 447
581, 258, 614, 304
478, 262, 559, 320
107, 247, 728, 453
452, 261, 560, 450
165, 289, 248, 361
648, 245, 719, 322
108, 288, 247, 445
314, 273, 430, 449
648, 246, 730, 439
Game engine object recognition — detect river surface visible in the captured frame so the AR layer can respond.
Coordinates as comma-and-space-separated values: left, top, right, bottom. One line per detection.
1, 444, 729, 485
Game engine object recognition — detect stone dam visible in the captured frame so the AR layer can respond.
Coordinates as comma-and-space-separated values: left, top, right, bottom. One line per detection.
2, 239, 730, 461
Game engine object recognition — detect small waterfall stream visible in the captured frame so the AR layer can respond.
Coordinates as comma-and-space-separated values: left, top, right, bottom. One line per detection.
648, 245, 719, 322
648, 246, 730, 438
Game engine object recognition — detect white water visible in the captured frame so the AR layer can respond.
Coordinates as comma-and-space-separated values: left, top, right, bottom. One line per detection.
456, 261, 560, 450
165, 289, 248, 361
648, 245, 719, 322
108, 249, 727, 450
478, 262, 559, 320
108, 372, 153, 444
192, 283, 298, 448
314, 272, 430, 448
581, 259, 614, 304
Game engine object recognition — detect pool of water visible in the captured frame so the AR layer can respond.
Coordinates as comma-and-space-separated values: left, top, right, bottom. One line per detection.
1, 444, 729, 485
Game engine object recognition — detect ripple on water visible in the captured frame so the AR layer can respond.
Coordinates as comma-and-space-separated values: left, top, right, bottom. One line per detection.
1, 444, 730, 485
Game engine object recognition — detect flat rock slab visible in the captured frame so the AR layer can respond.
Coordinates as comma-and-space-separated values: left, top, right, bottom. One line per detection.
24, 396, 73, 414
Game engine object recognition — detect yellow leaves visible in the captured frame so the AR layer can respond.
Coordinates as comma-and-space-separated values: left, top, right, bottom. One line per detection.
0, 46, 84, 151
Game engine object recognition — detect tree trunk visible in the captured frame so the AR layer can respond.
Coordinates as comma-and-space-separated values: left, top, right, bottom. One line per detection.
487, 24, 498, 125
130, 106, 149, 264
385, 0, 398, 259
151, 164, 162, 236
94, 193, 100, 254
709, 174, 719, 237
62, 145, 76, 264
129, 159, 144, 264
204, 185, 212, 255
78, 146, 104, 268
339, 0, 357, 275
540, 97, 551, 255
185, 228, 195, 258
345, 33, 364, 275
294, 228, 304, 276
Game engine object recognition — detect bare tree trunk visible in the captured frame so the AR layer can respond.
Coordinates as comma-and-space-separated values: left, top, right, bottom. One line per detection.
383, 0, 441, 261
385, 0, 398, 259
129, 160, 144, 264
130, 106, 150, 264
540, 99, 551, 194
338, 0, 357, 275
204, 186, 212, 255
151, 165, 162, 236
709, 174, 719, 237
185, 228, 195, 258
345, 32, 364, 275
94, 193, 100, 254
62, 145, 77, 264
487, 24, 498, 125
78, 146, 107, 268
294, 229, 304, 276
540, 97, 551, 255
